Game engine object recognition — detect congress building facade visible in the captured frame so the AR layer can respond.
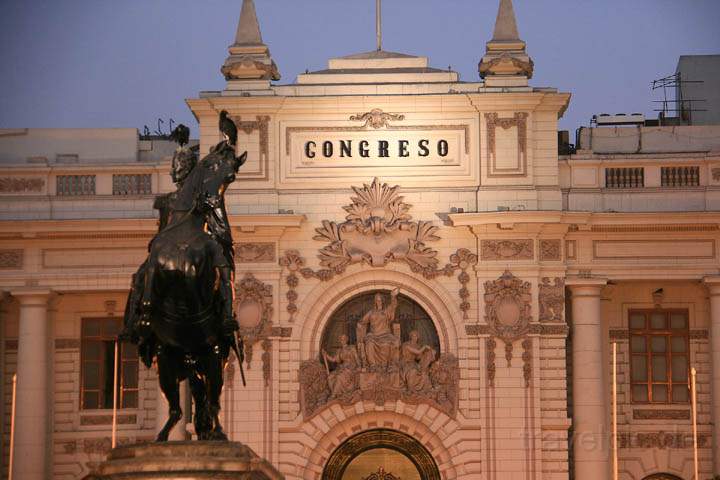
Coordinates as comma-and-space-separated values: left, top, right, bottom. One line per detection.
2, 1, 720, 479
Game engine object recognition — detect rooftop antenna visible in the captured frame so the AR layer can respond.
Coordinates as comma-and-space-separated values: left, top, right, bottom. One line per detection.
651, 72, 705, 125
376, 0, 382, 51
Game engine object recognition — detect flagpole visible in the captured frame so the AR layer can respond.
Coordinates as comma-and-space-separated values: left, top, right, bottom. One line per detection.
691, 367, 698, 480
376, 0, 382, 51
612, 342, 618, 480
111, 340, 119, 449
8, 373, 17, 480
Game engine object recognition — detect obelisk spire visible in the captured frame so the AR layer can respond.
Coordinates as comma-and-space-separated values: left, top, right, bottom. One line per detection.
492, 0, 520, 42
478, 0, 533, 85
221, 0, 280, 85
233, 0, 263, 45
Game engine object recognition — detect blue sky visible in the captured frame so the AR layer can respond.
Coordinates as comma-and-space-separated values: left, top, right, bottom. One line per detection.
1, 0, 718, 134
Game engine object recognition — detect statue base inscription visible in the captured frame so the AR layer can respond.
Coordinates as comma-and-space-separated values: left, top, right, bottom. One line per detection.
83, 441, 284, 480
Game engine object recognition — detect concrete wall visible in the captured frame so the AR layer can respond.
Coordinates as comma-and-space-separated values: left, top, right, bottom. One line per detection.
677, 55, 720, 126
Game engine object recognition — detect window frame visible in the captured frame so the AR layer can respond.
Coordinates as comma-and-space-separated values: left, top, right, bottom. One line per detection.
628, 308, 690, 405
79, 317, 139, 410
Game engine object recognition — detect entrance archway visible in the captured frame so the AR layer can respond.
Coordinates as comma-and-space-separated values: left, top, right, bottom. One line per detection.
322, 429, 440, 480
643, 474, 684, 480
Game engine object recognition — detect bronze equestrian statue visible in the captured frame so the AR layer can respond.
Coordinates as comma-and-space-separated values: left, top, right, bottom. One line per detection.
121, 112, 246, 441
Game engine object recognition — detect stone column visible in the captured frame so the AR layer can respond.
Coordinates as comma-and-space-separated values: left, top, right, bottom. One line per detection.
705, 276, 720, 473
567, 278, 609, 480
10, 288, 52, 480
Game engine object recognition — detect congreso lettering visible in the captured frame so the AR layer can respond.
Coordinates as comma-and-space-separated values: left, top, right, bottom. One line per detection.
304, 139, 450, 159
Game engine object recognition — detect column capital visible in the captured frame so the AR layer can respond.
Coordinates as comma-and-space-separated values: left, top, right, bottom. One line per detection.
566, 277, 608, 296
703, 276, 720, 296
10, 288, 53, 305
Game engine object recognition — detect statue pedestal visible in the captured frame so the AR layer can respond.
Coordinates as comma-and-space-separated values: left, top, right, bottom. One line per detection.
84, 441, 284, 480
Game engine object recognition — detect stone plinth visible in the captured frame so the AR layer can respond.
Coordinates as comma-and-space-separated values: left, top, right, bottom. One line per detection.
84, 441, 284, 480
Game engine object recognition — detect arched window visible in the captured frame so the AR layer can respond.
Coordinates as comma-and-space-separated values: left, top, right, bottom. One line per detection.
323, 429, 440, 480
643, 473, 684, 480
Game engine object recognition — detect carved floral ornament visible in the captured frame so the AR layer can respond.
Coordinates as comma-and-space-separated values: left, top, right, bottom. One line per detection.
349, 109, 405, 129
279, 178, 478, 320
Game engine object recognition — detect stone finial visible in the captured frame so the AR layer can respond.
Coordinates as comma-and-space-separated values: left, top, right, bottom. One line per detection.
221, 0, 280, 83
479, 0, 534, 85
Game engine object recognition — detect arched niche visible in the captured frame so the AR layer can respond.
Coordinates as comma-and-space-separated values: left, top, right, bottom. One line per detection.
320, 290, 440, 360
322, 428, 440, 480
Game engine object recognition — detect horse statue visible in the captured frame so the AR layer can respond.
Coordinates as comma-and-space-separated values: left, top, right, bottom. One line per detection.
122, 114, 246, 441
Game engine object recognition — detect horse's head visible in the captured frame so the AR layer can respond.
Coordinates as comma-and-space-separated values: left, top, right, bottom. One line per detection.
198, 149, 247, 211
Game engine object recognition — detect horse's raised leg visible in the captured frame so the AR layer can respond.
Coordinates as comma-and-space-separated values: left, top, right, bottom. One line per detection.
188, 371, 213, 440
155, 346, 183, 442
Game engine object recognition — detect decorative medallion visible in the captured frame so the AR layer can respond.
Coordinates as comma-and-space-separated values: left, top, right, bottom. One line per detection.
450, 248, 478, 320
0, 250, 23, 269
538, 277, 565, 323
278, 250, 304, 322
236, 242, 275, 263
539, 239, 562, 261
234, 274, 273, 368
522, 339, 532, 388
486, 337, 497, 387
349, 109, 405, 129
0, 177, 44, 193
481, 239, 533, 261
484, 270, 532, 365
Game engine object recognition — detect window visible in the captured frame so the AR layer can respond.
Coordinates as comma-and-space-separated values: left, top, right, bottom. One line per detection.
629, 309, 689, 403
80, 317, 138, 409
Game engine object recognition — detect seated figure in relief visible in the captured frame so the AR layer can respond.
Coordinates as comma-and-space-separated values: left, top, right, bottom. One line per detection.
400, 330, 436, 393
356, 288, 401, 372
322, 334, 360, 397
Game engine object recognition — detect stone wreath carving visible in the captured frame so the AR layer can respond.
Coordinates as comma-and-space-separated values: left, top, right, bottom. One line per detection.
539, 277, 565, 323
484, 270, 532, 366
349, 109, 405, 129
235, 274, 273, 369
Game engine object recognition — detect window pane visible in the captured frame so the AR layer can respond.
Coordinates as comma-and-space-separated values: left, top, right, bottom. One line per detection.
82, 318, 101, 337
672, 356, 688, 382
122, 362, 138, 387
83, 362, 99, 389
102, 341, 116, 409
631, 335, 646, 353
652, 384, 668, 402
632, 385, 648, 402
671, 336, 687, 353
632, 356, 648, 381
122, 342, 138, 360
650, 313, 667, 330
122, 390, 138, 409
630, 313, 646, 329
652, 356, 668, 381
670, 313, 688, 330
82, 340, 101, 360
672, 386, 689, 402
103, 319, 121, 336
650, 336, 667, 353
83, 391, 99, 409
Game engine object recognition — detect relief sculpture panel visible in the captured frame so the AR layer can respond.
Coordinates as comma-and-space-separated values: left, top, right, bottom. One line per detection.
299, 290, 458, 418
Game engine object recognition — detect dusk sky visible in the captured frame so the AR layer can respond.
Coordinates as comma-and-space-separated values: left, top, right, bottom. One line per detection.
1, 0, 718, 136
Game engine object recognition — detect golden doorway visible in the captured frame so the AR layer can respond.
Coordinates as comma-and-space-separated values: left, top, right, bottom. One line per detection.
322, 429, 440, 480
